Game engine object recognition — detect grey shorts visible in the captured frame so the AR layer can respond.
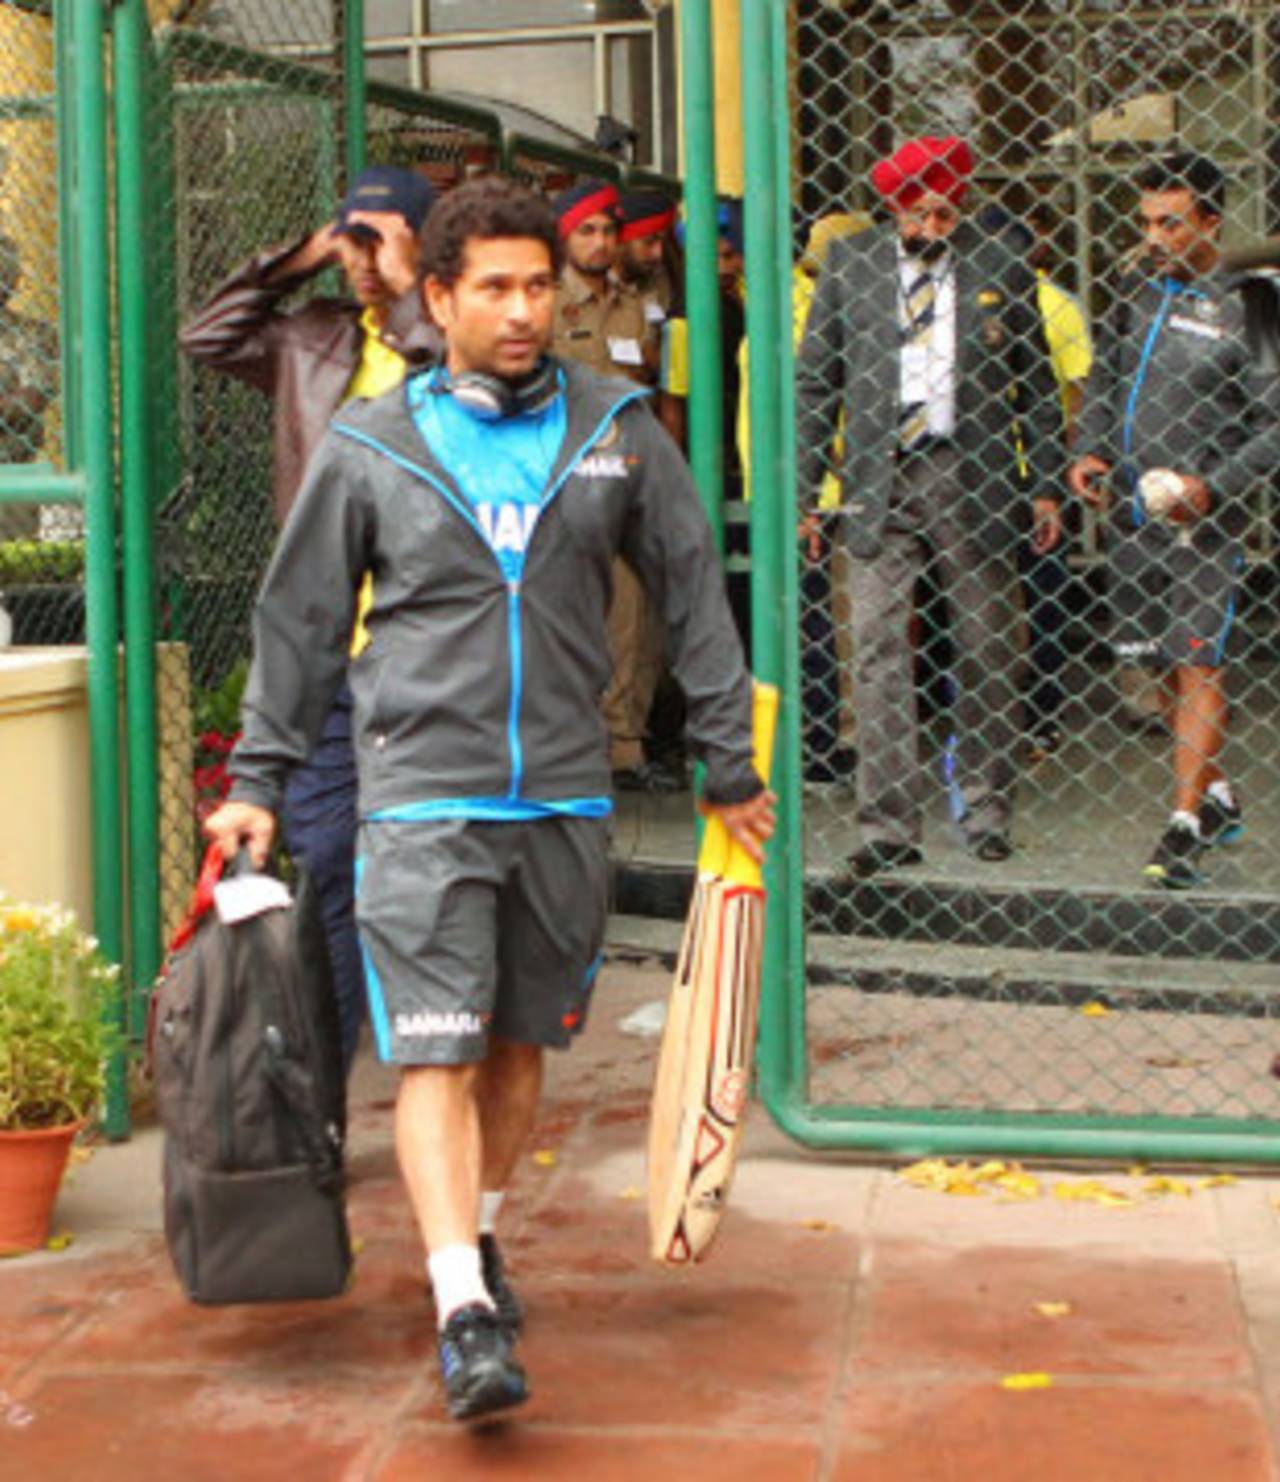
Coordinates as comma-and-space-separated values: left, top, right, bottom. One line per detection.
1109, 522, 1242, 670
354, 815, 610, 1065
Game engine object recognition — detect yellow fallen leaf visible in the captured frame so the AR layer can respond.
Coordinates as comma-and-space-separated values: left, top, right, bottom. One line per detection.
1198, 1175, 1237, 1189
1080, 1001, 1111, 1017
1001, 1372, 1054, 1391
900, 1158, 951, 1188
972, 1160, 1011, 1183
1127, 1163, 1149, 1178
1033, 1301, 1072, 1319
1052, 1180, 1134, 1208
1142, 1176, 1192, 1199
995, 1171, 1042, 1201
532, 1149, 558, 1168
617, 1186, 642, 1202
44, 1232, 74, 1252
800, 1218, 835, 1232
943, 1177, 984, 1198
351, 1235, 366, 1255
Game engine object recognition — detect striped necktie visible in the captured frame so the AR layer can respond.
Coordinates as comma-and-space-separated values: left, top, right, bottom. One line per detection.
898, 266, 936, 452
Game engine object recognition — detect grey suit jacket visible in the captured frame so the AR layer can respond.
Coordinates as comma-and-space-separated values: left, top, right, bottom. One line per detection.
795, 220, 1063, 558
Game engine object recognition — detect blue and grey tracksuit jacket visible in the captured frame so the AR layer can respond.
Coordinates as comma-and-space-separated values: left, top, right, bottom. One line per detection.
227, 357, 760, 819
1077, 268, 1280, 540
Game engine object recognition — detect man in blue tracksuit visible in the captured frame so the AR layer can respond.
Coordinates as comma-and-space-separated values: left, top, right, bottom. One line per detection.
205, 178, 774, 1421
1071, 153, 1280, 889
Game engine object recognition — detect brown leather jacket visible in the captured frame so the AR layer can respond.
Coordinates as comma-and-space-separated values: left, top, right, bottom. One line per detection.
180, 237, 440, 523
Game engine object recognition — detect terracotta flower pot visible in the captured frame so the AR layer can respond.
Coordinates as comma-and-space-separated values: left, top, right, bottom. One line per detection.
0, 1120, 84, 1255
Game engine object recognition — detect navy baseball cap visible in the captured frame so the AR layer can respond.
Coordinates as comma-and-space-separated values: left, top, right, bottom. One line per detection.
335, 166, 435, 239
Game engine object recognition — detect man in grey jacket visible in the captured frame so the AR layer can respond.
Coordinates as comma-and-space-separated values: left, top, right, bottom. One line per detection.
204, 178, 774, 1422
181, 166, 438, 1071
797, 136, 1062, 878
1070, 152, 1280, 889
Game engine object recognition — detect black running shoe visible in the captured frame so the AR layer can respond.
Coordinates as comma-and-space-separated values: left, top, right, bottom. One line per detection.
612, 760, 685, 794
1143, 822, 1205, 890
1199, 793, 1244, 848
968, 831, 1013, 863
842, 842, 923, 881
438, 1303, 528, 1421
480, 1233, 524, 1337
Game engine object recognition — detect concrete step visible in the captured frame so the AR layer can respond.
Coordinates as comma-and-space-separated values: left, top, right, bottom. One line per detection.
605, 913, 1280, 1020
613, 861, 1280, 966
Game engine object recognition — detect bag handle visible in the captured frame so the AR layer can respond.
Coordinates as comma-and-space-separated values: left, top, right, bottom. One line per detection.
167, 842, 227, 953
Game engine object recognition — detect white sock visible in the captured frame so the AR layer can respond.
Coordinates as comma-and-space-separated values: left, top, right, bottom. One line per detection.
1207, 779, 1236, 809
479, 1191, 505, 1237
427, 1244, 493, 1330
1171, 809, 1201, 837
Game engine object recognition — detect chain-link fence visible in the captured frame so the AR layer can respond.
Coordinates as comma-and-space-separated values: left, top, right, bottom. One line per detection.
0, 1, 78, 642
143, 13, 345, 938
139, 10, 672, 947
785, 0, 1280, 1139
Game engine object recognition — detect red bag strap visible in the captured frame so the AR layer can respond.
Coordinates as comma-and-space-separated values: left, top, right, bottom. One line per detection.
168, 842, 227, 953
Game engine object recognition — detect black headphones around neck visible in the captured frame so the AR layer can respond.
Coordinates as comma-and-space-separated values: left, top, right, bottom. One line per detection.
431, 359, 561, 421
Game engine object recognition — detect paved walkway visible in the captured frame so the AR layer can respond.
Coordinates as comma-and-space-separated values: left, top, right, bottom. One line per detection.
5, 955, 1280, 1481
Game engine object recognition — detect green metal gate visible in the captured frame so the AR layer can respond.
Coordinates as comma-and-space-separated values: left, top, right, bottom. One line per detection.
2, 0, 684, 1137
742, 0, 1280, 1162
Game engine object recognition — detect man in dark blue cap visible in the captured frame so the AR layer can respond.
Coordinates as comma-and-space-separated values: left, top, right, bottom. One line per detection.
182, 165, 441, 1074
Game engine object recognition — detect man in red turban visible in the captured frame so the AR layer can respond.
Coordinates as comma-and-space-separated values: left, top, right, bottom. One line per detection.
796, 137, 1064, 878
871, 135, 975, 212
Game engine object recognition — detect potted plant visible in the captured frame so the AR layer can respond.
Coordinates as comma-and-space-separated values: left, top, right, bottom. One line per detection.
0, 897, 121, 1254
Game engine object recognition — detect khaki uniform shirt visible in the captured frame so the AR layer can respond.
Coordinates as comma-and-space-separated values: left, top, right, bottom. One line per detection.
637, 264, 678, 331
552, 265, 655, 384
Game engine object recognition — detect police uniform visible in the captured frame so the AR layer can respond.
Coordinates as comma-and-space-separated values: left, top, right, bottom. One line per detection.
552, 180, 663, 777
552, 262, 654, 383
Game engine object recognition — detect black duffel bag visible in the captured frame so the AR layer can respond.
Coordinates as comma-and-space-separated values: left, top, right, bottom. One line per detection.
149, 845, 351, 1305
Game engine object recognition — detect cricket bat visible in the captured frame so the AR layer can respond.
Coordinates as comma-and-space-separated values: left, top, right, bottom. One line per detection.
648, 682, 778, 1264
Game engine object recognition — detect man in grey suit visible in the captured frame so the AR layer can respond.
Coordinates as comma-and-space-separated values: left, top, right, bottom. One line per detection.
797, 136, 1063, 877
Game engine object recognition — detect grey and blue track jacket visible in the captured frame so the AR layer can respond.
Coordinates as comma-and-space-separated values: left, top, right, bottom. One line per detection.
227, 358, 760, 818
1077, 269, 1280, 537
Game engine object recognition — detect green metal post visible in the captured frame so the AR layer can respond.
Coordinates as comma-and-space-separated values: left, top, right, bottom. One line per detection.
342, 0, 366, 182
769, 0, 808, 1117
677, 0, 724, 548
113, 0, 162, 1031
741, 0, 806, 1123
53, 0, 81, 469
67, 0, 128, 1136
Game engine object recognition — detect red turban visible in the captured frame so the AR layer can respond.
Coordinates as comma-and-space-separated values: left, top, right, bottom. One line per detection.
870, 136, 974, 210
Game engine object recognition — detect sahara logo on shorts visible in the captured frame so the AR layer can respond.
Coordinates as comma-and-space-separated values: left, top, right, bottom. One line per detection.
395, 1010, 487, 1038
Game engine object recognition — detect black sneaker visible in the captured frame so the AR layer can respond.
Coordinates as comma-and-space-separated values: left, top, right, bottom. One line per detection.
480, 1233, 524, 1337
612, 759, 685, 794
968, 831, 1013, 863
842, 842, 923, 880
438, 1303, 528, 1421
1199, 793, 1244, 849
1025, 724, 1062, 762
1143, 822, 1205, 890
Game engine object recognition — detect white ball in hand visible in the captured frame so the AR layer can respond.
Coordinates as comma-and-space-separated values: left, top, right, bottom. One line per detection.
1138, 468, 1186, 519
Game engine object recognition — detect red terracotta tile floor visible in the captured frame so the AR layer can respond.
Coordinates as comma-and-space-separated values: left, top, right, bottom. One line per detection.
4, 959, 1280, 1481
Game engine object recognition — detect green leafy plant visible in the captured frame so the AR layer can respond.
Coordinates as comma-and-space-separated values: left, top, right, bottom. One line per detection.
0, 899, 121, 1131
0, 538, 86, 588
191, 658, 249, 740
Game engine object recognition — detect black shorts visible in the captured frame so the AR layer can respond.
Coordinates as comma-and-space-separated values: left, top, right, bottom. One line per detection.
1109, 521, 1242, 670
355, 815, 610, 1065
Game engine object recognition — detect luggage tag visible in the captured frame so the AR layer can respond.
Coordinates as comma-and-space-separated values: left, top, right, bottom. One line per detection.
608, 335, 644, 366
214, 873, 293, 925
